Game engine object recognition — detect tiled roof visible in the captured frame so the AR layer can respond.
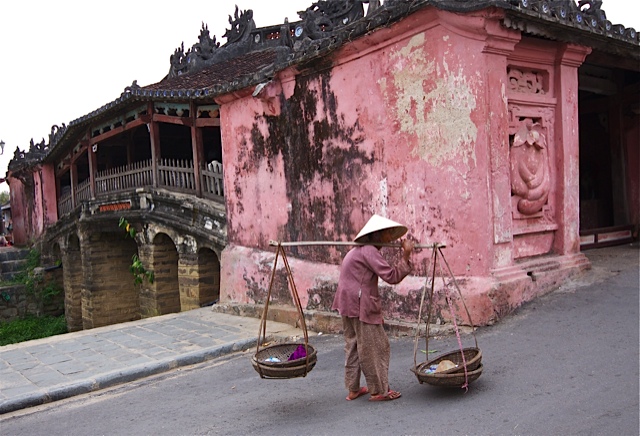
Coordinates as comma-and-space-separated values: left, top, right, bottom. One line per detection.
143, 48, 280, 92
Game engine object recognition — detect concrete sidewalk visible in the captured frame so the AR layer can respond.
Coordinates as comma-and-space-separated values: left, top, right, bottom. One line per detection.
0, 309, 303, 414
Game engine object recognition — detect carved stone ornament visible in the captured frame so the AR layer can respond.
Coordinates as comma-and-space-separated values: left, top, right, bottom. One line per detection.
578, 0, 606, 20
8, 137, 49, 172
299, 0, 365, 40
510, 120, 551, 215
508, 68, 545, 94
169, 42, 191, 78
223, 6, 255, 45
192, 23, 220, 61
49, 123, 67, 145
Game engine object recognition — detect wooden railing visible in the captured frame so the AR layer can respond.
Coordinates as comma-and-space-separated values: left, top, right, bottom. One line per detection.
76, 178, 92, 202
202, 161, 224, 200
58, 192, 73, 217
96, 159, 153, 195
59, 159, 224, 217
158, 158, 196, 193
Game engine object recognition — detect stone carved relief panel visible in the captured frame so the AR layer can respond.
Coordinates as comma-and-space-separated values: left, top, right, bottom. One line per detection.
509, 119, 551, 216
507, 67, 548, 95
507, 105, 557, 234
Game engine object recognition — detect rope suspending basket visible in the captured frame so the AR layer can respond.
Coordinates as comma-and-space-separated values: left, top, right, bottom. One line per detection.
411, 244, 483, 389
252, 243, 317, 379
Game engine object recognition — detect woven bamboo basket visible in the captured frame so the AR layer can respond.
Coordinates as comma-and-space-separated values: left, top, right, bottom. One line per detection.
252, 244, 317, 379
412, 363, 483, 387
419, 347, 482, 375
412, 246, 484, 388
252, 343, 317, 379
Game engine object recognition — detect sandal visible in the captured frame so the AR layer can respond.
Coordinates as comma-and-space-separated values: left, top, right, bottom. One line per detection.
368, 390, 402, 402
346, 386, 369, 401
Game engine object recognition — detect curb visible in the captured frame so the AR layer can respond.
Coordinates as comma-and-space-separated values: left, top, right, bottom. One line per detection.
0, 337, 258, 415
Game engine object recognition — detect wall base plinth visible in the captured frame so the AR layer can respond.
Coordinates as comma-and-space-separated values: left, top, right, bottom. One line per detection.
219, 247, 591, 331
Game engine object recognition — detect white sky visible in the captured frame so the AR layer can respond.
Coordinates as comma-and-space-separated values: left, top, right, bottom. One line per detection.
0, 0, 638, 192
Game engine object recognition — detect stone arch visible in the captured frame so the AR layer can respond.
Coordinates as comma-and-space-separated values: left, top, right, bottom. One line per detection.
198, 247, 220, 306
80, 230, 140, 329
148, 232, 181, 315
63, 233, 83, 331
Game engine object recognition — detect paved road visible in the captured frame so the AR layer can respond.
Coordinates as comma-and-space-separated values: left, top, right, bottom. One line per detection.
0, 243, 638, 435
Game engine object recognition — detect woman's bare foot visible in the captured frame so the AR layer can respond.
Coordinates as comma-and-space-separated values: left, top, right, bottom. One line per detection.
368, 390, 401, 402
346, 386, 369, 401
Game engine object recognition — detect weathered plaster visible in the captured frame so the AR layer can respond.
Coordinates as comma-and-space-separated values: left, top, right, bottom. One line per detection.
380, 33, 478, 169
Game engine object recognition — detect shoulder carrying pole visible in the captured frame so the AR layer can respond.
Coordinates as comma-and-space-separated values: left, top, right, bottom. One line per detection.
268, 240, 446, 249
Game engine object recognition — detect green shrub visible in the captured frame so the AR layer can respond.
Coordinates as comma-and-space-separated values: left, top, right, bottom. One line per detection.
0, 315, 67, 346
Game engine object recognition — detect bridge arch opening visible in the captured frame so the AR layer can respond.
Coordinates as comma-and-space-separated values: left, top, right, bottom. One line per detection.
149, 233, 180, 315
198, 247, 220, 306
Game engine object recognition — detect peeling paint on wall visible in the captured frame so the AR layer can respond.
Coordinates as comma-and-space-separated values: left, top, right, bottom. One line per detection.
381, 33, 478, 168
231, 70, 377, 262
378, 177, 388, 217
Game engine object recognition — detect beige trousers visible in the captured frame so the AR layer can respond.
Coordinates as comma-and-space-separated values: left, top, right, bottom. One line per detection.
342, 316, 390, 396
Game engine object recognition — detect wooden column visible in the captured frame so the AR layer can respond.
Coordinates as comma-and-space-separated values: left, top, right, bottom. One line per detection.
56, 174, 61, 207
608, 72, 629, 225
70, 163, 78, 209
88, 139, 97, 199
126, 141, 134, 166
191, 102, 203, 196
148, 102, 161, 187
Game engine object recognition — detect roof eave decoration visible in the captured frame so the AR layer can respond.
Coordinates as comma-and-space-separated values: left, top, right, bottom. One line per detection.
503, 0, 639, 59
7, 138, 49, 175
168, 6, 255, 79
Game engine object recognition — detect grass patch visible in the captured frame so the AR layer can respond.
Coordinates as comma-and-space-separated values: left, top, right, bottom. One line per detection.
0, 315, 68, 346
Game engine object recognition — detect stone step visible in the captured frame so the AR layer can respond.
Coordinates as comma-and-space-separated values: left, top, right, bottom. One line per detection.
0, 248, 31, 263
0, 249, 32, 283
1, 271, 24, 282
1, 259, 28, 274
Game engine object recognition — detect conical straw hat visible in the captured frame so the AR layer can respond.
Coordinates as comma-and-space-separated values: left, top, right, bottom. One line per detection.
354, 214, 408, 243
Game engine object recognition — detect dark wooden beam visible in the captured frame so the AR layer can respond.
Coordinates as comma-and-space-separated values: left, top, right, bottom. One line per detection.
88, 117, 148, 145
89, 125, 125, 145
152, 114, 194, 127
195, 118, 221, 127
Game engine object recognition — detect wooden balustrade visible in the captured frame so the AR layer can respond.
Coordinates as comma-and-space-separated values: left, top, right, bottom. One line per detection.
96, 159, 153, 195
59, 158, 223, 217
202, 161, 224, 200
76, 178, 92, 203
58, 192, 73, 217
158, 158, 196, 192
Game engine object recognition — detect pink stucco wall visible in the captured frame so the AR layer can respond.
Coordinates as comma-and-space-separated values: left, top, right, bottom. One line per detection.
8, 176, 27, 246
222, 9, 498, 268
8, 164, 58, 246
218, 8, 591, 326
40, 164, 58, 229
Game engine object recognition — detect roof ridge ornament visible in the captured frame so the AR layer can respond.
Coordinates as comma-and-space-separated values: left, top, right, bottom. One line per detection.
299, 0, 365, 40
167, 6, 256, 79
192, 22, 220, 61
49, 124, 67, 145
223, 6, 255, 45
169, 42, 191, 78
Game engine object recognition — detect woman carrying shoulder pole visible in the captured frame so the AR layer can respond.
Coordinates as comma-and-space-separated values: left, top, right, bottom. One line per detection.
331, 214, 414, 402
